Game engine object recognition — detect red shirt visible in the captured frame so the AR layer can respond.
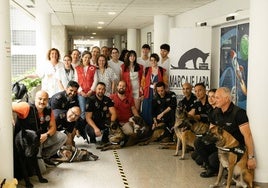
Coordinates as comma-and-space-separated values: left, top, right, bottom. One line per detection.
110, 94, 135, 123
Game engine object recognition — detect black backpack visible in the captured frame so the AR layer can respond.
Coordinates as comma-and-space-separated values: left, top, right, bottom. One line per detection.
12, 82, 28, 100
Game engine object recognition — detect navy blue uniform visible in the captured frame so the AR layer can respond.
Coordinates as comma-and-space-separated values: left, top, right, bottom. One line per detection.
178, 93, 196, 112
85, 95, 114, 143
152, 91, 177, 129
191, 96, 212, 124
49, 90, 79, 112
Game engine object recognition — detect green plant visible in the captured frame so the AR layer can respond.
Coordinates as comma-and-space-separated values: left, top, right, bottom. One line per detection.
22, 77, 41, 91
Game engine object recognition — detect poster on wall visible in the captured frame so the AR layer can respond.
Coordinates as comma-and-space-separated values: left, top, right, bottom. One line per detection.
169, 28, 212, 100
219, 23, 249, 110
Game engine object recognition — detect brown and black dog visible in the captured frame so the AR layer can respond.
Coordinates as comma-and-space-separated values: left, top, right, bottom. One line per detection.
138, 121, 169, 146
97, 116, 150, 151
203, 126, 254, 188
52, 145, 99, 162
173, 108, 196, 159
96, 121, 125, 151
172, 108, 209, 159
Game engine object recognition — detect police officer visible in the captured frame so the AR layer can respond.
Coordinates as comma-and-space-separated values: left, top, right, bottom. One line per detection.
178, 82, 196, 112
49, 80, 79, 112
152, 81, 177, 141
188, 82, 215, 170
188, 82, 212, 124
85, 82, 117, 144
54, 106, 81, 146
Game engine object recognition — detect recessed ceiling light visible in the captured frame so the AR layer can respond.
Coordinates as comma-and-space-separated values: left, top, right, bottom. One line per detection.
92, 33, 96, 35
90, 36, 94, 39
97, 26, 102, 29
108, 12, 116, 15
98, 21, 105, 25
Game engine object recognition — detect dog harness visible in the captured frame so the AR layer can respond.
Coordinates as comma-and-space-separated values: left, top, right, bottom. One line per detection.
217, 144, 246, 162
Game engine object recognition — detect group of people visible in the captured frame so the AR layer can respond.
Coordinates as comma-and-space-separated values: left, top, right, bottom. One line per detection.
12, 43, 256, 181
12, 44, 172, 165
178, 82, 256, 178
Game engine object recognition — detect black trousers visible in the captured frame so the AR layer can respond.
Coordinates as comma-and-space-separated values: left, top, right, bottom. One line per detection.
194, 137, 219, 171
85, 125, 109, 143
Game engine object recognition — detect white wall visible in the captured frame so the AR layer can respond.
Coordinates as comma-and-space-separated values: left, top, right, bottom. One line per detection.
52, 26, 68, 58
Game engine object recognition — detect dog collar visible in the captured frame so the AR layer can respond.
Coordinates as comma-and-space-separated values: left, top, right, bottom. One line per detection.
69, 147, 78, 162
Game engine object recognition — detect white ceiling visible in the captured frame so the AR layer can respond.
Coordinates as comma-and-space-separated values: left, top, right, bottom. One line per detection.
14, 0, 215, 39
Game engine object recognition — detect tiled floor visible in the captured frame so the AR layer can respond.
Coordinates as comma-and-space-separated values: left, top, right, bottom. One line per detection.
17, 137, 218, 188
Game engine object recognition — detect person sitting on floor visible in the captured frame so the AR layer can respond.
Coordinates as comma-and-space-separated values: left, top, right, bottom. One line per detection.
152, 81, 177, 142
110, 80, 140, 136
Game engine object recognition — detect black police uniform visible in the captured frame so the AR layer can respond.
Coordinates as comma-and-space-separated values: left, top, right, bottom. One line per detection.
152, 91, 177, 140
178, 93, 197, 112
192, 96, 212, 124
49, 90, 79, 112
85, 95, 114, 143
152, 91, 177, 128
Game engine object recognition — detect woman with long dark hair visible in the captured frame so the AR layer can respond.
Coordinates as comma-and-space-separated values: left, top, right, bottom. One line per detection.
120, 50, 143, 111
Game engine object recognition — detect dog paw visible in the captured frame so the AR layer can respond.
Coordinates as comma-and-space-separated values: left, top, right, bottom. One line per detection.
173, 153, 178, 156
179, 157, 185, 160
39, 178, 48, 183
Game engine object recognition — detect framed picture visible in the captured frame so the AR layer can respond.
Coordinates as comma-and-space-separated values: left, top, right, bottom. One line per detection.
147, 32, 151, 45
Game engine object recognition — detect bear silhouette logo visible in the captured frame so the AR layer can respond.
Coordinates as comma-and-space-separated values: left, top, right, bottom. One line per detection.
171, 48, 209, 70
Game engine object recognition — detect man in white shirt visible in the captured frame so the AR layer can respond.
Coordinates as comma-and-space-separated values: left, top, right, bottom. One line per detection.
108, 47, 123, 79
137, 44, 151, 70
159, 44, 170, 82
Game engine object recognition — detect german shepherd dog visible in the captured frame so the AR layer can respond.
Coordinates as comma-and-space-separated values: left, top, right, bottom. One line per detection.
14, 129, 48, 188
52, 145, 99, 162
202, 126, 254, 188
138, 120, 170, 146
96, 121, 125, 151
173, 108, 196, 159
173, 108, 209, 159
97, 116, 150, 151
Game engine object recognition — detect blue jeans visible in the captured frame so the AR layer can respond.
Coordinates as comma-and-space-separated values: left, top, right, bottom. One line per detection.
78, 95, 88, 120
